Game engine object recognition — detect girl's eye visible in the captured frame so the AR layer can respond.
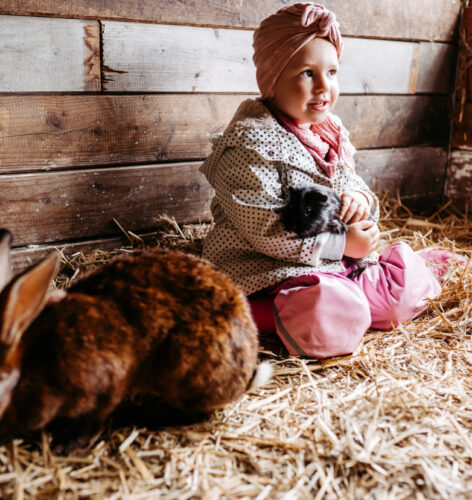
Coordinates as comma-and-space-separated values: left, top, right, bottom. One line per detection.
300, 69, 313, 78
328, 69, 337, 77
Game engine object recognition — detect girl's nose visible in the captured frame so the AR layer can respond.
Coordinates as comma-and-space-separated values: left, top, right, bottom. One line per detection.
312, 74, 329, 93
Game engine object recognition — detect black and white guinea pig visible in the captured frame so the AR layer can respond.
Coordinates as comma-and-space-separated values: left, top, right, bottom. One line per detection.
279, 184, 346, 238
279, 185, 371, 279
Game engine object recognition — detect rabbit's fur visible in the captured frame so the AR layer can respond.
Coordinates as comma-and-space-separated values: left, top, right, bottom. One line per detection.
0, 230, 269, 452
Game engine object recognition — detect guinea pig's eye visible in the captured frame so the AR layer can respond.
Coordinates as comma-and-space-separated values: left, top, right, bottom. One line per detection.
304, 207, 313, 216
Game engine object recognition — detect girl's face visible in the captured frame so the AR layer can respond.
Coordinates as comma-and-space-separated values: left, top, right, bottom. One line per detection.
272, 38, 339, 129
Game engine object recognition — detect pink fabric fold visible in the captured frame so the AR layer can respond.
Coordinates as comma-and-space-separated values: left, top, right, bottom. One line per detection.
273, 272, 370, 357
270, 105, 355, 177
351, 242, 441, 330
249, 242, 446, 358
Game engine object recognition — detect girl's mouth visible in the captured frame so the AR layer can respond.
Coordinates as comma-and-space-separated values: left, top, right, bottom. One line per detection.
309, 101, 328, 110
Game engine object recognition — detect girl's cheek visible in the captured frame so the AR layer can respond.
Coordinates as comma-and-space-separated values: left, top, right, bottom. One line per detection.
295, 81, 311, 97
331, 85, 340, 104
286, 85, 305, 104
333, 81, 340, 97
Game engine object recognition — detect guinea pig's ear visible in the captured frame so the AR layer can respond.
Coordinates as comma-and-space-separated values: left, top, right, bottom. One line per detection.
306, 190, 327, 204
0, 252, 60, 347
0, 230, 13, 293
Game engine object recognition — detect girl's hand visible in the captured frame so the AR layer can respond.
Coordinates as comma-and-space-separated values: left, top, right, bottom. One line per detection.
344, 220, 379, 259
340, 191, 370, 223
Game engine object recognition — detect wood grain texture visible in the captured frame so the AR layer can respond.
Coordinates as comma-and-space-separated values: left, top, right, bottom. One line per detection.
10, 232, 160, 272
83, 22, 101, 91
0, 162, 213, 246
1, 148, 447, 247
445, 150, 472, 201
448, 8, 471, 201
416, 42, 457, 94
0, 94, 243, 173
339, 96, 450, 149
0, 13, 456, 94
355, 147, 447, 202
0, 94, 449, 173
451, 8, 471, 149
452, 102, 472, 148
0, 0, 460, 42
341, 39, 455, 95
465, 8, 472, 98
102, 22, 456, 94
0, 16, 100, 92
101, 22, 256, 93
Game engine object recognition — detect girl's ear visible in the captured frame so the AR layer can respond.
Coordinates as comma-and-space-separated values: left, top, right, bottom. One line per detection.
0, 230, 13, 293
0, 252, 60, 347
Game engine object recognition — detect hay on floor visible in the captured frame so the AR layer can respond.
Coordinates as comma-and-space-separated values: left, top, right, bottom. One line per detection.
1, 194, 472, 499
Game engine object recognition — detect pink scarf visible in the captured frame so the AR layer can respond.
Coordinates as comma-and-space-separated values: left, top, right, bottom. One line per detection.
270, 106, 355, 178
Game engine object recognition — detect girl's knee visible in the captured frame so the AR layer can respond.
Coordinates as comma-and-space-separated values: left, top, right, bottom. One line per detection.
273, 275, 371, 358
307, 308, 370, 358
366, 242, 441, 330
374, 279, 439, 329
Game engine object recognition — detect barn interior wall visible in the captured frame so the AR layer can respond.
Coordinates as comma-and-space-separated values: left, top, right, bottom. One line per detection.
0, 1, 462, 270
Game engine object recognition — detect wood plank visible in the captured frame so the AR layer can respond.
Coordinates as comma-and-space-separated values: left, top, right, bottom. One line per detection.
452, 8, 472, 150
102, 22, 256, 93
0, 162, 213, 246
339, 96, 449, 149
445, 150, 472, 201
464, 8, 472, 97
10, 232, 161, 273
0, 0, 460, 42
452, 102, 472, 148
0, 16, 100, 92
416, 42, 456, 94
355, 147, 447, 202
102, 22, 456, 94
0, 94, 449, 173
1, 148, 446, 247
0, 94, 243, 173
341, 40, 455, 95
0, 14, 456, 94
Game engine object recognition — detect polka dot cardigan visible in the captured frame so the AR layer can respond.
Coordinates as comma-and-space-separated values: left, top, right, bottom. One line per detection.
200, 98, 379, 296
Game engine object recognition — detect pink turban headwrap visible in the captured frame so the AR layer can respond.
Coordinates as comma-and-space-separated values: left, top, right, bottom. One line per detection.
253, 2, 343, 98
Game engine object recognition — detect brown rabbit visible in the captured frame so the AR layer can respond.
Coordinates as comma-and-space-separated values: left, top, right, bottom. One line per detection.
0, 229, 271, 452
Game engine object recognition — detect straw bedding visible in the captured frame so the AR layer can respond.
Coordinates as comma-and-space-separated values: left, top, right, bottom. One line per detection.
1, 194, 472, 499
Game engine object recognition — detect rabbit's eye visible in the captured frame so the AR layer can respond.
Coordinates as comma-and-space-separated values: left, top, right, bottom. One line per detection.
304, 207, 313, 216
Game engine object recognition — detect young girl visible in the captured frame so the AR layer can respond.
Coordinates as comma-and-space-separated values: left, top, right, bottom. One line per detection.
200, 2, 441, 358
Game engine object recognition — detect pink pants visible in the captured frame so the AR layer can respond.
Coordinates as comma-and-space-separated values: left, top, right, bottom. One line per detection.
249, 242, 444, 358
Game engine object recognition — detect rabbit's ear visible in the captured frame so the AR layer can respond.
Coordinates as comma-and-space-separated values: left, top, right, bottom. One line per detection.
0, 230, 13, 293
0, 252, 60, 347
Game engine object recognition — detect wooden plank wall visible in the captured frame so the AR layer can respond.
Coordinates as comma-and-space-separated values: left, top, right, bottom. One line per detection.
447, 6, 472, 206
0, 1, 461, 270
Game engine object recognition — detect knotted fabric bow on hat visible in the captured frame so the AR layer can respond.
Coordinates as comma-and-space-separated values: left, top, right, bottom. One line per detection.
253, 2, 343, 99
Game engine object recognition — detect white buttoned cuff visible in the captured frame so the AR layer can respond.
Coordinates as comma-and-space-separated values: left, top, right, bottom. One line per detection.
302, 232, 344, 267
